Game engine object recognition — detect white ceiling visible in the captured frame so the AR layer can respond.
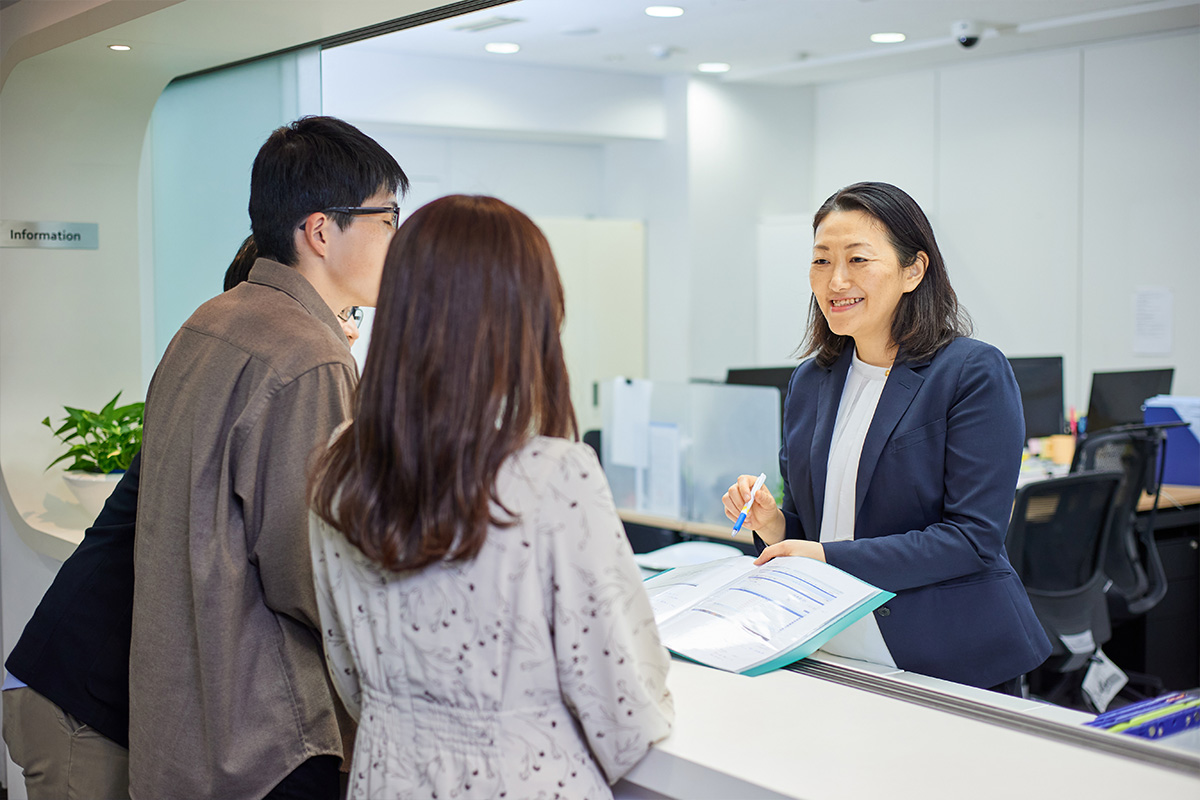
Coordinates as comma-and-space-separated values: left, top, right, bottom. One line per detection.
347, 0, 1200, 85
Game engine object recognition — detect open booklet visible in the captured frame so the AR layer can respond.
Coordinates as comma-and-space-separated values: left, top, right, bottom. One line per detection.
643, 556, 894, 676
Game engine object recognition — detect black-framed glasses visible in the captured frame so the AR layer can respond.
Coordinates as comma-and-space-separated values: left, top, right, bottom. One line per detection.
338, 306, 364, 326
306, 204, 401, 230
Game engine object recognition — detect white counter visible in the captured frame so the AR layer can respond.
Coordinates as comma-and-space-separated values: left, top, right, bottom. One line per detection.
6, 480, 1199, 799
1, 468, 88, 563
617, 657, 1200, 799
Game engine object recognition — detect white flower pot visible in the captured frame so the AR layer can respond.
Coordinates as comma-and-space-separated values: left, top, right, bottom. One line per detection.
63, 471, 123, 520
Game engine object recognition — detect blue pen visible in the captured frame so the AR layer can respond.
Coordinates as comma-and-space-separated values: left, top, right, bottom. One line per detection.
731, 473, 767, 537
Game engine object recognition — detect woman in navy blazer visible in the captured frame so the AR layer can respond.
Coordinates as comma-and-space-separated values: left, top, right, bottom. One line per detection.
723, 182, 1049, 690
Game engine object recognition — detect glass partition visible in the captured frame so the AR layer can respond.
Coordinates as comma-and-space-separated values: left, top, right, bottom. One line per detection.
148, 48, 321, 366
600, 378, 781, 524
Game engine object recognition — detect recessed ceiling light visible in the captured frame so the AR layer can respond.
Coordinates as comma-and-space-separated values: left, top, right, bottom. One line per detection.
869, 32, 906, 44
697, 62, 731, 73
484, 42, 520, 54
108, 44, 132, 51
645, 6, 684, 18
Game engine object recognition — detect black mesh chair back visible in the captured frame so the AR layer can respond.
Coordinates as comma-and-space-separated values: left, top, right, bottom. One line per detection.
1006, 471, 1123, 673
1071, 426, 1169, 614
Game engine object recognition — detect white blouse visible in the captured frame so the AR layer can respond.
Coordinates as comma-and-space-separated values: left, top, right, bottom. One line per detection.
310, 436, 674, 800
817, 350, 897, 668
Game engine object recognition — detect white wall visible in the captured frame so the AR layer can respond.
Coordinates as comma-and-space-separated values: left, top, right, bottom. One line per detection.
354, 125, 607, 219
938, 49, 1084, 404
812, 70, 938, 210
322, 47, 666, 140
1079, 32, 1200, 398
685, 79, 814, 380
323, 51, 686, 388
603, 76, 693, 384
323, 50, 815, 384
325, 31, 1200, 403
809, 29, 1200, 410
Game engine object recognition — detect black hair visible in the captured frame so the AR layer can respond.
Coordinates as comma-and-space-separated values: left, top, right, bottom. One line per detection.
249, 116, 409, 266
803, 182, 972, 367
223, 234, 257, 292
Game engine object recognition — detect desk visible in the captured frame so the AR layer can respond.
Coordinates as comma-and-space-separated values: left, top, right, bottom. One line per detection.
620, 485, 1200, 541
1139, 484, 1200, 514
618, 509, 735, 542
622, 485, 1200, 542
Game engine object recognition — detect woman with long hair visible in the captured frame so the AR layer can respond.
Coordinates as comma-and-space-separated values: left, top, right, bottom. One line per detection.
722, 182, 1049, 692
309, 195, 673, 798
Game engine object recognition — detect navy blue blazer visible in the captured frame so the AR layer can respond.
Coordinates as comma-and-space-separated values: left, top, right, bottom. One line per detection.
5, 453, 139, 747
775, 338, 1050, 688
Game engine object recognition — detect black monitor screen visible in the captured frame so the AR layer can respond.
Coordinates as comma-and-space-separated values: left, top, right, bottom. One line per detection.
725, 366, 795, 396
1085, 368, 1174, 433
1007, 356, 1065, 439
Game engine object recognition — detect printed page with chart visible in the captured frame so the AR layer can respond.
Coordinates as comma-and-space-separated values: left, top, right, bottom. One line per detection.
643, 556, 893, 676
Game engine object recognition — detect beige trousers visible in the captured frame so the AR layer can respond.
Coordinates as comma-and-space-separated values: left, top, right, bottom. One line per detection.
2, 686, 130, 800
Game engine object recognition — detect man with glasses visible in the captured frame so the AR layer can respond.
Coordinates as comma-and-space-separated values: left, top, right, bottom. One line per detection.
128, 116, 407, 800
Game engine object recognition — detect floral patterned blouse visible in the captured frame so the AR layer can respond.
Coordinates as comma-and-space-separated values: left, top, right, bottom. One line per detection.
309, 437, 674, 799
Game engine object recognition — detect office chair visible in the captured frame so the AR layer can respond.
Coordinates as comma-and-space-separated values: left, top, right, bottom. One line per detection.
1070, 425, 1171, 616
1006, 471, 1123, 710
583, 428, 602, 465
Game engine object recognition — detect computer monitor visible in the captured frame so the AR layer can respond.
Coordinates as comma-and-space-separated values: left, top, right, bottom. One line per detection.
1085, 368, 1174, 433
725, 367, 795, 436
1006, 356, 1065, 439
725, 367, 795, 397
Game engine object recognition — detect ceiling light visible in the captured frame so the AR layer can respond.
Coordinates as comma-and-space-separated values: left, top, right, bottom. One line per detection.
697, 62, 731, 73
645, 6, 684, 18
484, 42, 520, 54
869, 32, 906, 44
108, 44, 131, 51
452, 16, 522, 33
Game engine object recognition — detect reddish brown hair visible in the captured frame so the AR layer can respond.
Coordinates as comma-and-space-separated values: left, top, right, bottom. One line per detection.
309, 195, 577, 571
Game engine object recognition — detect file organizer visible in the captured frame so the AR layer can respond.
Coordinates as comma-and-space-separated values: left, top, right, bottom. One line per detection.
1144, 396, 1200, 486
1085, 690, 1200, 740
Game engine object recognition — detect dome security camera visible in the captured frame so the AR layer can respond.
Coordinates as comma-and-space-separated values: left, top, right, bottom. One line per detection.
952, 20, 982, 48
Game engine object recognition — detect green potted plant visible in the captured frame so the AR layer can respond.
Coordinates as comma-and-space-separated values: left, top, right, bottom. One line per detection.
43, 391, 143, 518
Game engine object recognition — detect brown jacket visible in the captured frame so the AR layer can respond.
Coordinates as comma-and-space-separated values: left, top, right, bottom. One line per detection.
130, 259, 356, 800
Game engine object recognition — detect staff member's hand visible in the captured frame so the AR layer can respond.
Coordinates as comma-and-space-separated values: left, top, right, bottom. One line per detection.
722, 474, 785, 543
754, 539, 826, 565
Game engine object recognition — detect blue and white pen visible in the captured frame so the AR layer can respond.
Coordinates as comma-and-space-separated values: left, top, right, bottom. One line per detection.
731, 472, 767, 537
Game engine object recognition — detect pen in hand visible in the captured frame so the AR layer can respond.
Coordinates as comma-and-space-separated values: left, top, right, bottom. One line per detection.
731, 472, 767, 537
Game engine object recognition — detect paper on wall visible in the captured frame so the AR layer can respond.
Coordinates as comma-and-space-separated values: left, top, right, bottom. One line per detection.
1133, 286, 1173, 356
